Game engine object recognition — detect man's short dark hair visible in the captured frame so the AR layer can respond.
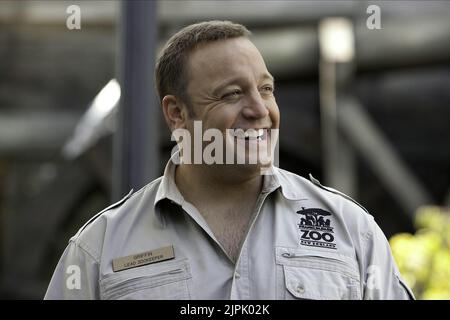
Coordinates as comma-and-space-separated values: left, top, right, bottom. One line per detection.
155, 20, 251, 115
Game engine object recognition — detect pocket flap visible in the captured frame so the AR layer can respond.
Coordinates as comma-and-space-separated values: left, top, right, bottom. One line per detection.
100, 259, 191, 300
284, 264, 360, 300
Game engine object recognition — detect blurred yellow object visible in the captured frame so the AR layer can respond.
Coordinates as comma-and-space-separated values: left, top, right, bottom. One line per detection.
390, 206, 450, 300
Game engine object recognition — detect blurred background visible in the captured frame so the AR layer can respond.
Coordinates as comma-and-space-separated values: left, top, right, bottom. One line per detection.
0, 0, 449, 299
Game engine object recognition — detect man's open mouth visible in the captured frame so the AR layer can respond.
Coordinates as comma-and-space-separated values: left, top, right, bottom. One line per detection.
230, 128, 268, 141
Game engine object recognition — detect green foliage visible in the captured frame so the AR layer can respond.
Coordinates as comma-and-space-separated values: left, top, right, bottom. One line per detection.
390, 206, 450, 299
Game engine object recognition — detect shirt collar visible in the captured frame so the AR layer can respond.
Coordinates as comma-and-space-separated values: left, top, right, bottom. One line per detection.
154, 152, 185, 206
262, 166, 305, 201
154, 155, 305, 208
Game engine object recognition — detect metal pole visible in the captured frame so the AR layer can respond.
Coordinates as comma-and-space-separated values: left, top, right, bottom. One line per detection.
113, 0, 158, 201
319, 18, 357, 197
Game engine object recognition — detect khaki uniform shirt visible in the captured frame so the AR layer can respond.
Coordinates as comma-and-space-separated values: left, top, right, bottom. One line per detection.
45, 159, 414, 300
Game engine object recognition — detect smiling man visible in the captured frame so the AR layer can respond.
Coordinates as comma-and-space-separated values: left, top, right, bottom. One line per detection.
163, 29, 280, 262
45, 21, 414, 300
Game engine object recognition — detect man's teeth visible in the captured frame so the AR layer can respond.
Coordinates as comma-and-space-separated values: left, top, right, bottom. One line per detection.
233, 129, 265, 140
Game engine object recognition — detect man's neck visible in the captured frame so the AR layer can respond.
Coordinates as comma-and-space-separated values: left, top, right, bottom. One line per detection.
175, 164, 263, 209
175, 164, 265, 263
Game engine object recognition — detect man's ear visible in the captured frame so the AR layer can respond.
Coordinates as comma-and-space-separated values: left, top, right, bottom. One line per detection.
161, 95, 188, 131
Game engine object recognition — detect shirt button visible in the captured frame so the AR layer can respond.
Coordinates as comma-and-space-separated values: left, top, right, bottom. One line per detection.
235, 272, 241, 279
296, 284, 305, 294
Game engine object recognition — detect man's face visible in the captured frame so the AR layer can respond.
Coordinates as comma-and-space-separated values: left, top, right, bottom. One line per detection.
183, 37, 280, 166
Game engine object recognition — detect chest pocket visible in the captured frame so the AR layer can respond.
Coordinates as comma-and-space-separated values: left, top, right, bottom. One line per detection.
100, 259, 192, 300
276, 247, 361, 300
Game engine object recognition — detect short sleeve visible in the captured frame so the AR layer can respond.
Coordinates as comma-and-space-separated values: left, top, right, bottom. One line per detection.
361, 219, 415, 300
44, 240, 100, 300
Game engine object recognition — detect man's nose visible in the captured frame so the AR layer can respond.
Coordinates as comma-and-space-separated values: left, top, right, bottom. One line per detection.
241, 90, 269, 119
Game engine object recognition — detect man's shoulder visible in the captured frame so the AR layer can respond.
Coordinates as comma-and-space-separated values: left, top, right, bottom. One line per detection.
274, 167, 374, 220
69, 177, 164, 249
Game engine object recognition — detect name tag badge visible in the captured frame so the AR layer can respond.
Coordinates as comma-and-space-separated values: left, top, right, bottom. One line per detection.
112, 245, 175, 272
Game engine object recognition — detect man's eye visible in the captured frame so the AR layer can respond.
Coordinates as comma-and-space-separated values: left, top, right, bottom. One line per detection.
222, 90, 242, 99
261, 86, 274, 93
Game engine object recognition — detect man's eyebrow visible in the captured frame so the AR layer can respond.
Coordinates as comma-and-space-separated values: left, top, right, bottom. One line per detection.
262, 73, 275, 83
211, 77, 246, 97
212, 74, 275, 96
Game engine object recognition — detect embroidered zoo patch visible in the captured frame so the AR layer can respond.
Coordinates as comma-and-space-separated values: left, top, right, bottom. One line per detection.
296, 207, 337, 250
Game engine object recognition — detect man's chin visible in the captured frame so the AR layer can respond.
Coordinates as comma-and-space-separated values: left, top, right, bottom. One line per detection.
226, 156, 273, 173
